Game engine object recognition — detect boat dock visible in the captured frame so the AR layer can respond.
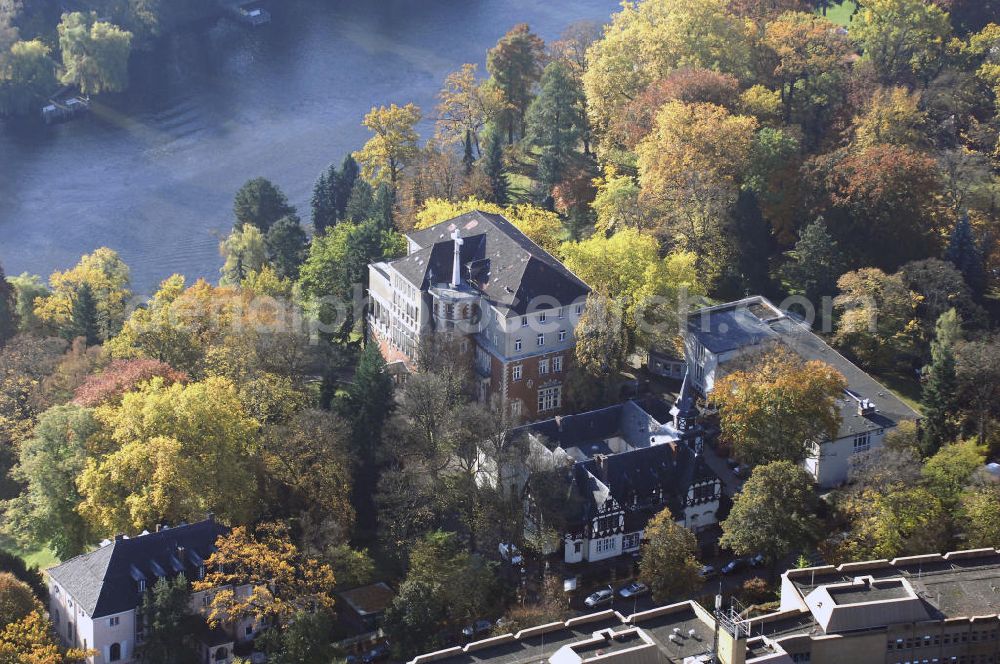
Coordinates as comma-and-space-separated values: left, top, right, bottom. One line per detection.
40, 94, 90, 125
224, 1, 271, 25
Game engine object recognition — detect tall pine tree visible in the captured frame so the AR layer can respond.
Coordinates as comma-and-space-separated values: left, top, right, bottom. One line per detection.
70, 283, 100, 345
347, 342, 394, 537
0, 262, 18, 349
782, 217, 843, 305
311, 168, 335, 235
945, 213, 986, 298
921, 308, 961, 456
481, 131, 509, 205
337, 155, 361, 221
345, 178, 374, 222
139, 574, 197, 664
372, 182, 396, 232
463, 130, 475, 176
525, 60, 586, 191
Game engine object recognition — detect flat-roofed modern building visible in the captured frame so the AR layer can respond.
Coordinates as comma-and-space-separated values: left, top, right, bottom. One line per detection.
408, 547, 1000, 664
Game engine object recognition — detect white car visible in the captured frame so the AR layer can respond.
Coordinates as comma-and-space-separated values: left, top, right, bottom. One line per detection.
584, 586, 614, 608
498, 542, 524, 566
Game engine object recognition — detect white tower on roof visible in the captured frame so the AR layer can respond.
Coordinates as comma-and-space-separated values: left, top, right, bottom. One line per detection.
451, 229, 463, 288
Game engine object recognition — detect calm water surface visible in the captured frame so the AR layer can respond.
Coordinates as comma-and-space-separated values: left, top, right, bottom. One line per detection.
0, 0, 617, 293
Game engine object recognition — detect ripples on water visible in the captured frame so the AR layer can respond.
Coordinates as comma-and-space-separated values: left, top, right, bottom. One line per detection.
0, 0, 617, 294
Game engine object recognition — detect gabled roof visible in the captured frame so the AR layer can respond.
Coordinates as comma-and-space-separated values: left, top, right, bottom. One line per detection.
47, 518, 228, 618
392, 211, 590, 317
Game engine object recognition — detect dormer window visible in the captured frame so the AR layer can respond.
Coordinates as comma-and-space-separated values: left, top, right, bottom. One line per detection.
198, 565, 205, 580
138, 579, 146, 592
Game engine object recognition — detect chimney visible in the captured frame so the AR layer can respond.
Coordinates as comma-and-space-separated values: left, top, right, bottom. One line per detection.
155, 524, 162, 533
114, 533, 125, 542
450, 229, 463, 288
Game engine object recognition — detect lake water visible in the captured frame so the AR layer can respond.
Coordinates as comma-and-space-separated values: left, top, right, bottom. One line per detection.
0, 0, 617, 294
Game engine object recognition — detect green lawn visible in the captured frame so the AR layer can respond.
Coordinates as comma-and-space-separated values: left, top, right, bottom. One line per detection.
0, 534, 60, 570
822, 0, 856, 27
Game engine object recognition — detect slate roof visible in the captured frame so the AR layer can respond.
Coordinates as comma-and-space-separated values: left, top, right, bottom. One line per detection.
47, 518, 228, 618
688, 297, 920, 439
392, 211, 590, 317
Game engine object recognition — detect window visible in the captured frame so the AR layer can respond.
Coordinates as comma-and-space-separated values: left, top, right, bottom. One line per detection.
558, 307, 565, 319
138, 579, 145, 592
512, 365, 522, 381
539, 311, 546, 323
574, 541, 582, 554
853, 432, 871, 454
623, 533, 641, 550
537, 333, 545, 347
558, 329, 567, 342
515, 338, 522, 351
553, 356, 563, 372
109, 617, 119, 627
510, 400, 522, 417
575, 304, 584, 315
245, 625, 253, 637
109, 643, 122, 662
596, 515, 618, 532
521, 315, 528, 328
538, 385, 561, 412
539, 359, 550, 375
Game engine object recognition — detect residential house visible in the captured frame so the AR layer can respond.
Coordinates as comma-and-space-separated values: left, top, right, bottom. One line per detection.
335, 581, 396, 635
368, 211, 591, 421
47, 516, 258, 664
522, 384, 721, 565
684, 296, 920, 488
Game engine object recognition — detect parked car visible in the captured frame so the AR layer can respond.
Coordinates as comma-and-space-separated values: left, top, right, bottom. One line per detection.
749, 553, 766, 568
721, 559, 746, 575
462, 619, 493, 638
362, 642, 391, 664
498, 542, 524, 566
726, 458, 739, 470
584, 586, 614, 608
699, 564, 717, 579
618, 581, 649, 598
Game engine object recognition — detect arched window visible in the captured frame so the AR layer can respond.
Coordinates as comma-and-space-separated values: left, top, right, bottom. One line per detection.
109, 643, 122, 661
215, 647, 229, 661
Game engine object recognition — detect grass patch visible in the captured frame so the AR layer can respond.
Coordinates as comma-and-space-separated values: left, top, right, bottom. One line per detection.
821, 0, 856, 27
0, 534, 60, 570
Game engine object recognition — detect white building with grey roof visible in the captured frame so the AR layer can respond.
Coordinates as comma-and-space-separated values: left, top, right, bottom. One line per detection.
684, 296, 921, 487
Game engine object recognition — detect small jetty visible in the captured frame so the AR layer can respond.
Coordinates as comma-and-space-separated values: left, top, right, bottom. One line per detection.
41, 94, 90, 125
226, 1, 271, 26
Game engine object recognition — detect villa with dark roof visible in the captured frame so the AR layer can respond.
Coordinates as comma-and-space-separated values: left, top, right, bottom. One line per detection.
368, 211, 591, 421
46, 516, 258, 664
685, 296, 921, 487
519, 389, 720, 564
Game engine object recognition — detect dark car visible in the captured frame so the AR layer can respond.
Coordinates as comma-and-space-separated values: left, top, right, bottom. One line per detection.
721, 559, 746, 575
749, 553, 766, 568
362, 642, 391, 664
699, 564, 717, 580
462, 619, 493, 638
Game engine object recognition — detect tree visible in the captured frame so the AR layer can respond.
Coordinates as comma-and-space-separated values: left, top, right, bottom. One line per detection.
384, 531, 497, 658
762, 11, 850, 124
714, 347, 846, 465
0, 572, 39, 629
573, 295, 627, 379
850, 0, 952, 83
851, 86, 926, 149
344, 178, 374, 223
525, 60, 586, 190
582, 0, 750, 150
57, 12, 131, 94
336, 155, 360, 220
944, 213, 985, 297
72, 358, 185, 407
0, 265, 18, 349
0, 609, 91, 663
371, 182, 395, 232
781, 217, 843, 305
480, 131, 509, 205
921, 309, 960, 455
265, 215, 308, 281
220, 224, 267, 286
264, 610, 335, 664
719, 461, 820, 567
233, 177, 295, 233
310, 167, 336, 235
8, 273, 47, 335
955, 337, 1000, 443
4, 404, 96, 559
77, 377, 260, 533
485, 23, 546, 143
414, 197, 563, 256
833, 268, 920, 369
67, 283, 98, 346
354, 103, 421, 187
836, 486, 948, 561
194, 522, 336, 631
960, 482, 1000, 549
636, 101, 758, 279
921, 439, 986, 507
899, 259, 981, 339
346, 343, 393, 535
637, 507, 701, 602
34, 247, 132, 343
138, 574, 196, 664
435, 63, 506, 155
0, 39, 56, 117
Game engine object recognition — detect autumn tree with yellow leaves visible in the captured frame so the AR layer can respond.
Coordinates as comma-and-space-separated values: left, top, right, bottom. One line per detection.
354, 103, 422, 187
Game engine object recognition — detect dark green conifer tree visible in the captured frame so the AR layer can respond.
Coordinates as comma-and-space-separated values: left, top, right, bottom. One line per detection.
345, 179, 374, 223
336, 155, 361, 220
921, 309, 961, 457
945, 213, 986, 298
70, 283, 100, 345
372, 182, 396, 232
481, 132, 509, 205
0, 263, 18, 349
